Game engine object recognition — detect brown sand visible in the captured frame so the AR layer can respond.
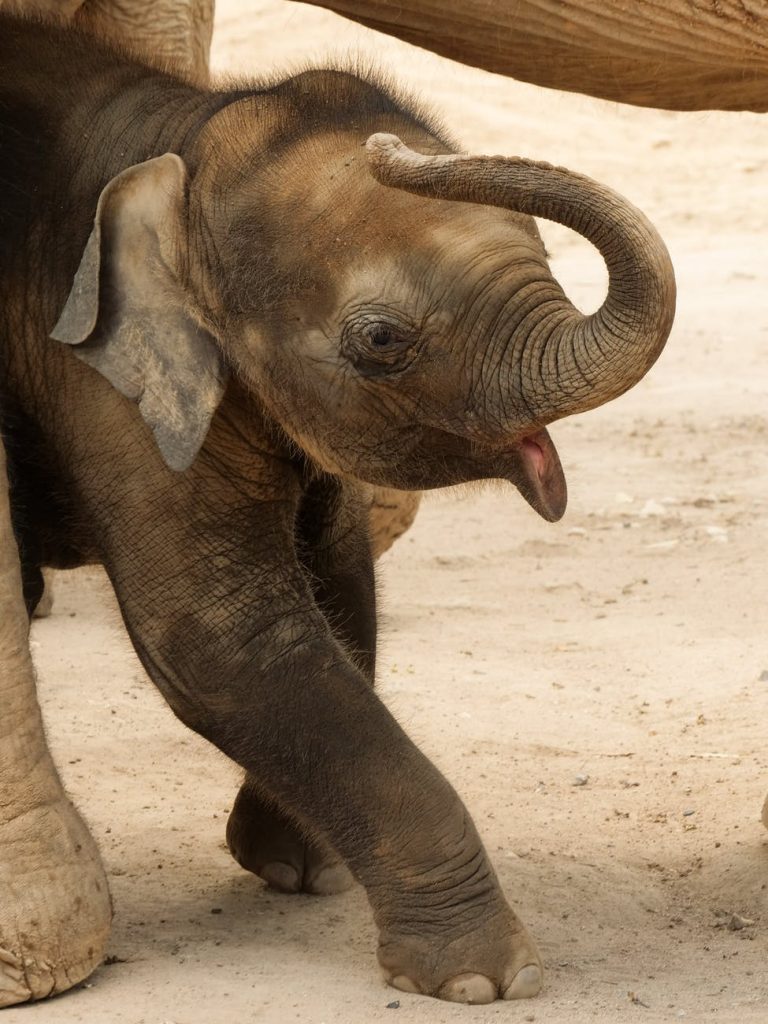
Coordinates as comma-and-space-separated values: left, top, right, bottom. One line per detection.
8, 2, 768, 1021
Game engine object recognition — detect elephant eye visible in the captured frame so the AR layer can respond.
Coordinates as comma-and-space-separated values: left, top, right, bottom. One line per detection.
365, 323, 407, 350
342, 315, 417, 376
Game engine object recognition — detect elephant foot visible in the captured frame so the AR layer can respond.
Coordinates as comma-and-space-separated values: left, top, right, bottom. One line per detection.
378, 908, 543, 1004
0, 799, 111, 1007
226, 781, 354, 896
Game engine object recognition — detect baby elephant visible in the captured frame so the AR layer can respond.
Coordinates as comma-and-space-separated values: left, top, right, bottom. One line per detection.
0, 12, 675, 1007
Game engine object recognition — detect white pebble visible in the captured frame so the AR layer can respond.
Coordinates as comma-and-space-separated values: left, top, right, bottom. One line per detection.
646, 540, 679, 552
639, 499, 666, 518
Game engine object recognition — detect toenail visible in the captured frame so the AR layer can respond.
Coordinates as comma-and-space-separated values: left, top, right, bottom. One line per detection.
261, 862, 300, 893
503, 963, 543, 1000
439, 973, 496, 1004
389, 975, 422, 994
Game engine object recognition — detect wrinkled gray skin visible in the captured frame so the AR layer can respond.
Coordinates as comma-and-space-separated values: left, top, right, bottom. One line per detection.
0, 14, 675, 1007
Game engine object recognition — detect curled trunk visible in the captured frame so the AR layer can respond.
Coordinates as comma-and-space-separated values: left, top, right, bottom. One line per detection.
366, 133, 675, 426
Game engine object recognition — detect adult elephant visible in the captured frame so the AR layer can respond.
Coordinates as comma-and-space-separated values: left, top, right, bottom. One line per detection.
295, 0, 768, 112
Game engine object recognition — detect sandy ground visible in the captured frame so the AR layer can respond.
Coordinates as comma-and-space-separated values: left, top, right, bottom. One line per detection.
7, 2, 768, 1021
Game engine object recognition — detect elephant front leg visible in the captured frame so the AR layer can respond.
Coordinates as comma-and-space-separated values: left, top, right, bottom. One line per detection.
227, 479, 373, 896
0, 441, 111, 1006
221, 660, 542, 1003
116, 481, 542, 1003
157, 622, 541, 1001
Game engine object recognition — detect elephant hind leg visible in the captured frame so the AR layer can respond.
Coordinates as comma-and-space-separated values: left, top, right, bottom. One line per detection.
31, 568, 55, 619
0, 436, 111, 1006
227, 776, 355, 896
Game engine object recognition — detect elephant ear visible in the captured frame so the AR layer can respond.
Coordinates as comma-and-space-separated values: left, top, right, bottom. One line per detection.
51, 153, 227, 472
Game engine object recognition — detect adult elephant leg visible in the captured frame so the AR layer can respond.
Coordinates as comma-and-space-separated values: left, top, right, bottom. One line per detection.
0, 437, 111, 1007
227, 480, 373, 896
74, 0, 214, 81
4, 0, 214, 79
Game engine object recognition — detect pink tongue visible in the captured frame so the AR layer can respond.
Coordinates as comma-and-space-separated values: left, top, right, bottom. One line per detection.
521, 436, 547, 478
517, 429, 567, 522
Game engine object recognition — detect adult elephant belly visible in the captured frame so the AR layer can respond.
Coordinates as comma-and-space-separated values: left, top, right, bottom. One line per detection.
294, 0, 768, 113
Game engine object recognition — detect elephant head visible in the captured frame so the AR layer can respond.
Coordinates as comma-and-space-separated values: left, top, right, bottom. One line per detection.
51, 79, 675, 522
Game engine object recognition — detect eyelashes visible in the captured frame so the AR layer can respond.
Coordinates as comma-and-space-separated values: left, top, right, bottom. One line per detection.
341, 313, 418, 377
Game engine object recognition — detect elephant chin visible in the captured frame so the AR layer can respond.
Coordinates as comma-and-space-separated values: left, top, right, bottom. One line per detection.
509, 428, 567, 522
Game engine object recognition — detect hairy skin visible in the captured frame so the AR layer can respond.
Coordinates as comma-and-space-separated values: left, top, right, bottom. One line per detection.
0, 14, 674, 1006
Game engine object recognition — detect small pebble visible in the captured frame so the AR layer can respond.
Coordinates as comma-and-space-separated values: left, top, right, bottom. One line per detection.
646, 539, 679, 552
682, 809, 695, 817
639, 499, 665, 518
572, 774, 590, 787
386, 1000, 401, 1009
727, 914, 755, 931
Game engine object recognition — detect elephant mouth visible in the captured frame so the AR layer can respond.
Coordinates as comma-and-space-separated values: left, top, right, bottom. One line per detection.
349, 423, 567, 519
511, 428, 567, 522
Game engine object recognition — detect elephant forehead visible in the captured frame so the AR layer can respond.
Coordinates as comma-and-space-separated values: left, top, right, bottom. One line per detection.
345, 207, 545, 290
329, 218, 548, 310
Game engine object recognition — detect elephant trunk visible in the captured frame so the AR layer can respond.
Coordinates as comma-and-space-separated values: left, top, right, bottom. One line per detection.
365, 133, 675, 426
